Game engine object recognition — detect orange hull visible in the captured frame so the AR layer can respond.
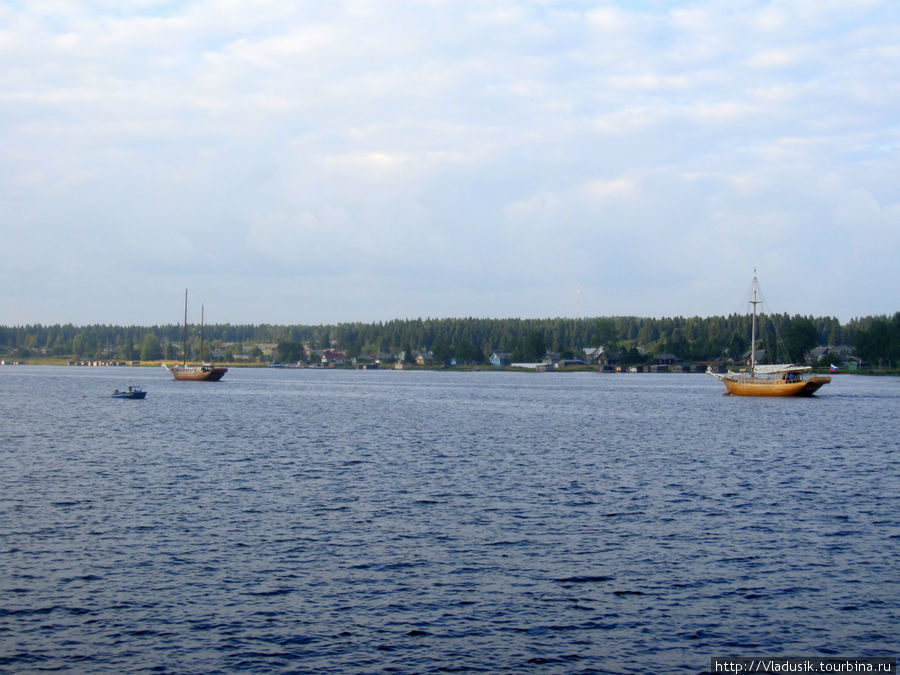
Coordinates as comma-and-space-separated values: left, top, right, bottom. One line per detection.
722, 375, 830, 397
169, 365, 227, 382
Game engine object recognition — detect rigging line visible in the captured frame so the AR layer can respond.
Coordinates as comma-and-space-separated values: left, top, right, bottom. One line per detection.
755, 276, 792, 363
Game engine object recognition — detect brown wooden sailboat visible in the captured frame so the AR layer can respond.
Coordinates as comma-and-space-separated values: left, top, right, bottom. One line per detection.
166, 290, 227, 382
707, 272, 830, 397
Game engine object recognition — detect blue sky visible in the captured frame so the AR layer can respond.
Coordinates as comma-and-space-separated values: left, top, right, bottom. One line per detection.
2, 0, 898, 326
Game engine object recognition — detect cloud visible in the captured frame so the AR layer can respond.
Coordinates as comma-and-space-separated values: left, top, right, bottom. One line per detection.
582, 178, 635, 202
1, 0, 898, 324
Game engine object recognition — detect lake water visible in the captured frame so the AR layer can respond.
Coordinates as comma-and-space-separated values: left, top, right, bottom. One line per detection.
1, 366, 897, 673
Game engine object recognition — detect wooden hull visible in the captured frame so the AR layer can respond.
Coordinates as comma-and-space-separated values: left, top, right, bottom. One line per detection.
169, 365, 227, 382
721, 375, 830, 397
172, 291, 225, 381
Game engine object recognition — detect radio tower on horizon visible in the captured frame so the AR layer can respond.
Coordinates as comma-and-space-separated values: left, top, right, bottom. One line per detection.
577, 283, 582, 320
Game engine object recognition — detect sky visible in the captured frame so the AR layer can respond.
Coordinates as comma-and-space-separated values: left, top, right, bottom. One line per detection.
2, 0, 898, 327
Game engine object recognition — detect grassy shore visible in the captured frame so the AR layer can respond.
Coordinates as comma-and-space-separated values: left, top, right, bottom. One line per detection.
3, 356, 897, 375
0, 356, 266, 368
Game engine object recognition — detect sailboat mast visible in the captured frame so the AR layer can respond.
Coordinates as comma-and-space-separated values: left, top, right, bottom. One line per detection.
200, 305, 205, 364
750, 271, 760, 375
182, 289, 188, 367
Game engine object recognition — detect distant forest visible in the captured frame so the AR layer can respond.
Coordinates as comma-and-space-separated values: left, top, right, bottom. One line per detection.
2, 312, 898, 368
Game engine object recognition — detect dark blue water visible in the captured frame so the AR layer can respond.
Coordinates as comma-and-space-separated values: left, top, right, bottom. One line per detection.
1, 367, 897, 673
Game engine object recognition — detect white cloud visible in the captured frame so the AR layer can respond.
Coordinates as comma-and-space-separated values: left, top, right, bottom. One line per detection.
1, 0, 898, 324
594, 106, 669, 134
586, 6, 632, 33
746, 48, 808, 69
322, 152, 410, 175
582, 178, 635, 202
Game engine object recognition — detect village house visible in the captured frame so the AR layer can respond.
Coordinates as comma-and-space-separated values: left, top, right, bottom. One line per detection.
582, 346, 605, 363
322, 351, 346, 366
490, 352, 511, 367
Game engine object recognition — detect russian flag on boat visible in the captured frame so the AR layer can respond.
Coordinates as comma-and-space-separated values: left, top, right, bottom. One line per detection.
830, 364, 839, 373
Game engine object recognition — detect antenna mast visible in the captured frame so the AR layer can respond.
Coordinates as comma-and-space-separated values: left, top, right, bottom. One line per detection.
577, 283, 582, 320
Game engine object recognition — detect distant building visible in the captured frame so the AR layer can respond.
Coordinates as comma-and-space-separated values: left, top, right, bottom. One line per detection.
583, 347, 605, 363
743, 348, 766, 365
807, 345, 855, 365
490, 352, 511, 367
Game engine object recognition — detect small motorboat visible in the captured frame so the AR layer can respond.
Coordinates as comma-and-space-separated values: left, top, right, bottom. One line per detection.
112, 386, 147, 399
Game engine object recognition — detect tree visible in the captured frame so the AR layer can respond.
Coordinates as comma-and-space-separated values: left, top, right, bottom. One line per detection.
72, 331, 92, 358
455, 340, 482, 365
140, 333, 162, 361
1, 313, 897, 367
522, 329, 546, 362
856, 317, 894, 369
431, 336, 452, 366
277, 341, 302, 363
622, 346, 643, 364
592, 317, 617, 350
782, 317, 818, 363
816, 352, 842, 368
51, 334, 70, 356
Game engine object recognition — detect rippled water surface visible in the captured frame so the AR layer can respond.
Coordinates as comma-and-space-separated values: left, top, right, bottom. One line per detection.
1, 367, 898, 673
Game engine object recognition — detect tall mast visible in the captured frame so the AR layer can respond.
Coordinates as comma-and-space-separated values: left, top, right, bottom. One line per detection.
182, 289, 188, 367
200, 305, 205, 364
750, 270, 760, 375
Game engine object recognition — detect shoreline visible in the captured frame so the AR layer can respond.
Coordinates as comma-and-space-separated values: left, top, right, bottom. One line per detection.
1, 358, 893, 376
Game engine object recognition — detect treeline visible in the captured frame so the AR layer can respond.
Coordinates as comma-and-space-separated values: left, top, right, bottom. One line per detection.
2, 313, 898, 367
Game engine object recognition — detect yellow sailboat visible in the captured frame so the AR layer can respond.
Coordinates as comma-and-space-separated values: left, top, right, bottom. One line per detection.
707, 272, 830, 397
